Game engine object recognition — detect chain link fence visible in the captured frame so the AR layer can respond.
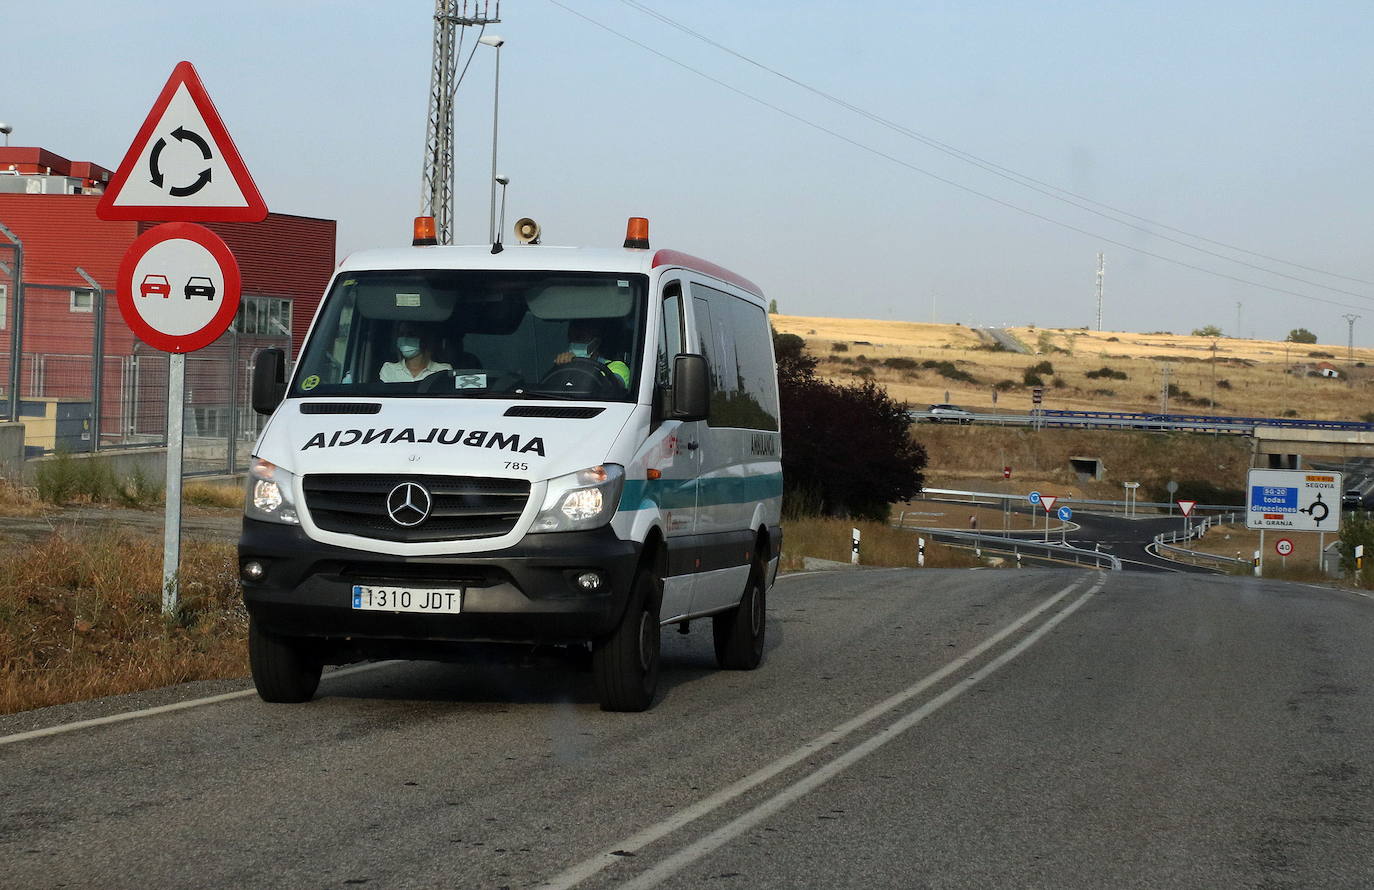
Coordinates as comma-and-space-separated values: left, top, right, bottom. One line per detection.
0, 266, 289, 477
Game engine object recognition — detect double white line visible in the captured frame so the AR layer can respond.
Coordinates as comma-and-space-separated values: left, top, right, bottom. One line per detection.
543, 572, 1109, 889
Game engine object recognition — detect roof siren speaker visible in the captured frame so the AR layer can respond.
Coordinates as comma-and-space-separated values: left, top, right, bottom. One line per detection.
514, 217, 541, 244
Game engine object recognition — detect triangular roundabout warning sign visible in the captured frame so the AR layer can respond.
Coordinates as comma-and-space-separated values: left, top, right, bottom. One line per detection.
97, 61, 267, 223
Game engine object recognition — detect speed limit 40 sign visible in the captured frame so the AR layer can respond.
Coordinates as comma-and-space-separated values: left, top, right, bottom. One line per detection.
1275, 538, 1294, 557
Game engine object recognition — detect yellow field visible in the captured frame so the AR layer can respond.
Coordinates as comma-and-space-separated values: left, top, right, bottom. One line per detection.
773, 315, 1374, 420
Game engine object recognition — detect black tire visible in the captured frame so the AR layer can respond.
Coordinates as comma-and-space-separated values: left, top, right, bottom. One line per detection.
592, 568, 662, 712
713, 563, 766, 670
248, 617, 322, 703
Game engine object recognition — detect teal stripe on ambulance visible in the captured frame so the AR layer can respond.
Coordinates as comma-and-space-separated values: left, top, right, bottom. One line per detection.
618, 473, 783, 512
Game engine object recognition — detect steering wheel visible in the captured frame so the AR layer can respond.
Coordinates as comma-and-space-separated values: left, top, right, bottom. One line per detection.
538, 357, 621, 395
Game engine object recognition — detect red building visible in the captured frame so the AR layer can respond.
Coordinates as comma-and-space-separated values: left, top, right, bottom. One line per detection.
0, 145, 335, 458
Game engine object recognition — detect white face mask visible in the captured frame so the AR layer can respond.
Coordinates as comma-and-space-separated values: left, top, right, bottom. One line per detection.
568, 342, 591, 359
396, 336, 421, 359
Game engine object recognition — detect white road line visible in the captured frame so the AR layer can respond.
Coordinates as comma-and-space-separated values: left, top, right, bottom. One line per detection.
619, 573, 1109, 890
0, 661, 392, 747
539, 574, 1098, 890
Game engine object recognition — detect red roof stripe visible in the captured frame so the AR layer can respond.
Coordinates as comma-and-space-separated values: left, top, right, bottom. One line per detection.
651, 249, 763, 297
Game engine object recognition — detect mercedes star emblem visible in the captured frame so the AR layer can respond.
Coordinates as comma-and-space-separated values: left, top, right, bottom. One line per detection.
386, 482, 433, 527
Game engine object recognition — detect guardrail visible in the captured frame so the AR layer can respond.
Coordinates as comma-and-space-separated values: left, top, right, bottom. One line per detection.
920, 488, 1242, 516
907, 408, 1374, 436
1147, 513, 1250, 570
912, 527, 1122, 571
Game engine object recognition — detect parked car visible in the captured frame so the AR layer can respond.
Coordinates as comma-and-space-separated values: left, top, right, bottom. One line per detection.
928, 403, 974, 424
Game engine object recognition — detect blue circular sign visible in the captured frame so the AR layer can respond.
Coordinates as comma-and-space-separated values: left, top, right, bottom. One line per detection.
1057, 505, 1073, 521
1028, 490, 1042, 505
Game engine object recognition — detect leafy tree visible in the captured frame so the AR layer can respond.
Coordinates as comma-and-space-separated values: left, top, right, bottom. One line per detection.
1192, 324, 1223, 337
768, 298, 778, 314
1287, 328, 1318, 344
774, 329, 925, 520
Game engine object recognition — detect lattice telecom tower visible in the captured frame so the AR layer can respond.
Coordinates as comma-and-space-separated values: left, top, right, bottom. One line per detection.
420, 1, 501, 245
1095, 252, 1104, 331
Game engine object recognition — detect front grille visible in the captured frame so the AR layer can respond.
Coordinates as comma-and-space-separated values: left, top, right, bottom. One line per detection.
303, 474, 531, 543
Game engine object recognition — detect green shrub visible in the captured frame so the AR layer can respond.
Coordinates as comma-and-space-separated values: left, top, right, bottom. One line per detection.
830, 342, 849, 352
993, 379, 1017, 391
35, 451, 79, 505
1085, 366, 1129, 380
883, 357, 919, 370
1022, 371, 1045, 387
1027, 360, 1054, 376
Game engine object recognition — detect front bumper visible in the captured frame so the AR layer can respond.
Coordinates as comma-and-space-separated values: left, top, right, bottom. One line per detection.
238, 519, 642, 648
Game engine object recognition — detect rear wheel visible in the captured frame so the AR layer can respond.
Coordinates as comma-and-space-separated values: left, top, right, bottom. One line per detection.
713, 562, 766, 670
592, 568, 661, 711
248, 617, 322, 703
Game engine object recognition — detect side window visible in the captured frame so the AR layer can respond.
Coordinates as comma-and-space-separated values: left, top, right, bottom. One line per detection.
656, 283, 683, 389
727, 298, 779, 431
689, 283, 778, 430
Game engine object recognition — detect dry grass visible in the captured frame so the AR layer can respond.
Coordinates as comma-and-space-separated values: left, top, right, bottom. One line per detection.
0, 478, 46, 517
0, 527, 248, 715
773, 315, 1374, 420
183, 482, 244, 509
781, 516, 981, 572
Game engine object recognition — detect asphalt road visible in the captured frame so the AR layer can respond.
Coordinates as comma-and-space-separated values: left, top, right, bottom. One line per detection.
3, 568, 1372, 889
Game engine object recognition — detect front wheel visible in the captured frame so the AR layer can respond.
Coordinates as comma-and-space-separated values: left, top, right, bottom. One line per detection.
713, 563, 766, 670
248, 617, 322, 703
592, 568, 661, 711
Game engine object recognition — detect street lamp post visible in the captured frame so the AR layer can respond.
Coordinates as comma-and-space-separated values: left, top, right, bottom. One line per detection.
479, 34, 505, 244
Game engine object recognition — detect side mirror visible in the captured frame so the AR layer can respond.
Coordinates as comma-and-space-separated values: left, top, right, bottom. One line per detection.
672, 353, 709, 421
251, 348, 287, 415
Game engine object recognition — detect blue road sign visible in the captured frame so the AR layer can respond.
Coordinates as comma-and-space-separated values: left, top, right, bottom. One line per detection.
1057, 505, 1073, 521
1028, 490, 1042, 505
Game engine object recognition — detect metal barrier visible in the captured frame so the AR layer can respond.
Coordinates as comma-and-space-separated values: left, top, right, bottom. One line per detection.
907, 408, 1374, 435
920, 487, 1241, 516
909, 527, 1122, 571
1147, 513, 1251, 570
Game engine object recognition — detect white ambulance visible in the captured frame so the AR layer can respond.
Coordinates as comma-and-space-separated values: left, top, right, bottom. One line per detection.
239, 218, 782, 711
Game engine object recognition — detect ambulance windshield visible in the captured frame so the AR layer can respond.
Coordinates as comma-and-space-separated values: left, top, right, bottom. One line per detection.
290, 270, 648, 402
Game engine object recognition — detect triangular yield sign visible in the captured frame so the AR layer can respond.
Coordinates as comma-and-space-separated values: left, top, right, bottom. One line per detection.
1041, 495, 1058, 511
97, 61, 267, 223
1177, 499, 1197, 517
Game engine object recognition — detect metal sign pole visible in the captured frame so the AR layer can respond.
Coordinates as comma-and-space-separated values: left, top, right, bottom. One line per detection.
162, 353, 184, 615
1257, 529, 1265, 578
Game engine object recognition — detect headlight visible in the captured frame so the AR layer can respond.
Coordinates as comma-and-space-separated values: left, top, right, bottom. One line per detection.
245, 458, 300, 525
529, 464, 625, 533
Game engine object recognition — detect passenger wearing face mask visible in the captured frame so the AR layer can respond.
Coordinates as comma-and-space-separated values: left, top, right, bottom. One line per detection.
553, 320, 630, 388
379, 322, 453, 382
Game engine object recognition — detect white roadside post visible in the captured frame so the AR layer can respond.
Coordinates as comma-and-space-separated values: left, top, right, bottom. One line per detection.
917, 536, 925, 567
851, 528, 861, 565
96, 62, 266, 615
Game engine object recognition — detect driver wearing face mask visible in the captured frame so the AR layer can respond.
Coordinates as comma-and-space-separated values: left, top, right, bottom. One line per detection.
554, 320, 630, 387
379, 322, 453, 382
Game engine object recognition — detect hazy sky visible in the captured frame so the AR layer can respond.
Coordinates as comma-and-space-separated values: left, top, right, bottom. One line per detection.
6, 1, 1374, 344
